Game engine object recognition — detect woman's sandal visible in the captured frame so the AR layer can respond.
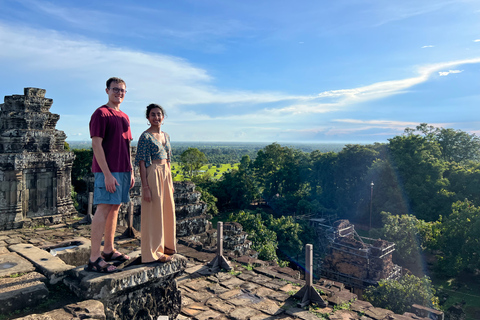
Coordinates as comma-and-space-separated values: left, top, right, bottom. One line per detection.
84, 257, 117, 273
157, 254, 173, 263
102, 250, 130, 262
164, 247, 176, 255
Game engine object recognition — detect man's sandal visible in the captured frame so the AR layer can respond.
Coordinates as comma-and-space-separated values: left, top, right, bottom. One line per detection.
164, 247, 176, 255
84, 257, 117, 273
102, 250, 130, 262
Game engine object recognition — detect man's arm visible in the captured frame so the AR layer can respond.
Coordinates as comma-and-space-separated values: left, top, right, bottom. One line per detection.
129, 140, 135, 189
92, 136, 118, 193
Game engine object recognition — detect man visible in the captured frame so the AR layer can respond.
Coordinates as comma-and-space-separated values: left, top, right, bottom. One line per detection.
86, 77, 134, 273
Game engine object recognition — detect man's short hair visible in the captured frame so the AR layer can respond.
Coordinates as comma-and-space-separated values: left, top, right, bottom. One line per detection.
106, 77, 126, 89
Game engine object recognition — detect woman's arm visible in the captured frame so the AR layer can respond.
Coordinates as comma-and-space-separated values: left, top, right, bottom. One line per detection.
139, 160, 151, 202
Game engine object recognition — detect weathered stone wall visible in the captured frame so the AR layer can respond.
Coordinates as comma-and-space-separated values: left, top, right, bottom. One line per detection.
0, 88, 76, 230
322, 219, 400, 289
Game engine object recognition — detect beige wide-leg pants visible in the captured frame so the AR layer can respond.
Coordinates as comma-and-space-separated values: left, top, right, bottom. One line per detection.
141, 163, 176, 263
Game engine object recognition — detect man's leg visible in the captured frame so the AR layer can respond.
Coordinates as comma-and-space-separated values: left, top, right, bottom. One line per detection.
102, 204, 121, 254
89, 203, 114, 262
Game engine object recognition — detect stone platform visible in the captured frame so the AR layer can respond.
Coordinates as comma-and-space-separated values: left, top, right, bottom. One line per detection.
0, 218, 437, 320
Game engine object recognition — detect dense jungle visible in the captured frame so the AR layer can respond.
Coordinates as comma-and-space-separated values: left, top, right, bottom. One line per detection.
69, 123, 480, 319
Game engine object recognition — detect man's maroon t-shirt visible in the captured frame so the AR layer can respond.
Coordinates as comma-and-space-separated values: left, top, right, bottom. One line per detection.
89, 105, 133, 173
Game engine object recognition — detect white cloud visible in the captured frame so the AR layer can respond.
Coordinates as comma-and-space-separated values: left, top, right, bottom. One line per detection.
1, 17, 480, 142
438, 69, 463, 76
474, 39, 480, 42
422, 45, 434, 48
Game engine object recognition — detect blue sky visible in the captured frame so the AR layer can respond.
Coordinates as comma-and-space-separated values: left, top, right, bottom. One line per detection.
0, 0, 479, 143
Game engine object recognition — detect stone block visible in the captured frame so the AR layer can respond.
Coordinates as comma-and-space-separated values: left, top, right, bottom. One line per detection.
14, 299, 106, 320
66, 254, 187, 300
9, 243, 75, 284
40, 237, 90, 267
229, 306, 260, 320
62, 254, 186, 319
0, 252, 35, 277
105, 277, 181, 320
206, 297, 236, 313
364, 307, 394, 320
0, 271, 48, 315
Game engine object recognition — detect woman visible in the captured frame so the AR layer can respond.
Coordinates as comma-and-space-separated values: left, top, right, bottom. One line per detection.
135, 103, 176, 263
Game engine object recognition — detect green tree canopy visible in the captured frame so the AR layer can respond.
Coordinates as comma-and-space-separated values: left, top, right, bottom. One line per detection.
229, 210, 278, 262
379, 211, 440, 267
436, 200, 480, 276
407, 123, 480, 163
363, 274, 439, 314
180, 148, 208, 178
387, 133, 450, 221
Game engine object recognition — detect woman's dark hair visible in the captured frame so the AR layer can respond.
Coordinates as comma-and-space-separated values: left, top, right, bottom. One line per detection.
146, 103, 167, 119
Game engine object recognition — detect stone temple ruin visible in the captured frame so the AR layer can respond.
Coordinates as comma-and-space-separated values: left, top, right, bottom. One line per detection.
313, 219, 402, 295
0, 88, 76, 230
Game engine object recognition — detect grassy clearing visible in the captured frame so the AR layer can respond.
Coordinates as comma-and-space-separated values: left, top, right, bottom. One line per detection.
171, 162, 239, 181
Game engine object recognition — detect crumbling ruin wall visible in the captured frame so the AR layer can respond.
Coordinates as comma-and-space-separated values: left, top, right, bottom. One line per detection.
0, 88, 76, 230
322, 219, 398, 284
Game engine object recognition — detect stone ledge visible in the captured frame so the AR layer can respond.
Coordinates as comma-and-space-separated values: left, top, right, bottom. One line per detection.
9, 243, 76, 284
66, 254, 188, 300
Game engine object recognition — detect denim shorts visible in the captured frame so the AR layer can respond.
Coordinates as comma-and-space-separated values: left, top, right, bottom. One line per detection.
93, 172, 131, 205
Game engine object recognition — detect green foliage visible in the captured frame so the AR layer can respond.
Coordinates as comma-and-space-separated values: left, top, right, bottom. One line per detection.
333, 144, 379, 220
194, 185, 219, 216
71, 148, 93, 193
212, 168, 258, 210
435, 200, 480, 276
333, 301, 351, 311
227, 209, 312, 264
180, 148, 208, 178
387, 133, 451, 221
444, 162, 480, 205
380, 211, 440, 266
70, 186, 80, 211
229, 210, 279, 262
363, 274, 440, 314
408, 123, 480, 163
252, 143, 311, 214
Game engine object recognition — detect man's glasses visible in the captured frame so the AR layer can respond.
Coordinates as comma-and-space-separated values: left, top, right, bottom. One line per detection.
110, 87, 127, 94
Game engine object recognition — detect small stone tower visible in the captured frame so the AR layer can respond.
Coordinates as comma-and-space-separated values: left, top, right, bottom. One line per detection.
0, 88, 76, 230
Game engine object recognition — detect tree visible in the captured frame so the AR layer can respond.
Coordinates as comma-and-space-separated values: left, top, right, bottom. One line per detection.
71, 149, 94, 193
435, 200, 480, 276
333, 144, 379, 220
405, 123, 480, 163
363, 274, 440, 314
180, 148, 208, 178
444, 162, 480, 205
213, 169, 258, 209
253, 143, 310, 214
364, 159, 408, 222
380, 211, 440, 268
308, 151, 337, 211
387, 133, 450, 221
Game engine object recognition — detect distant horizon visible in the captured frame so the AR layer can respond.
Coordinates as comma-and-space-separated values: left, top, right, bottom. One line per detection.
66, 139, 379, 145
